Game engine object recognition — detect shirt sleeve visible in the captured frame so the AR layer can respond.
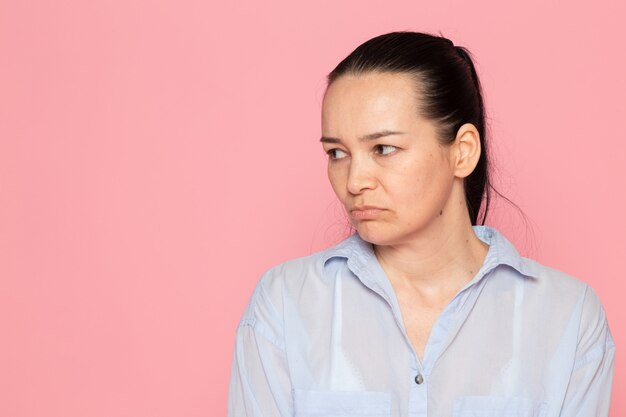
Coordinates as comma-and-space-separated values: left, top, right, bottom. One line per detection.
228, 274, 293, 417
559, 285, 616, 417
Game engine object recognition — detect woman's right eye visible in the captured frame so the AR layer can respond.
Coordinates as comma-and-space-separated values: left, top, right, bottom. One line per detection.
326, 148, 348, 160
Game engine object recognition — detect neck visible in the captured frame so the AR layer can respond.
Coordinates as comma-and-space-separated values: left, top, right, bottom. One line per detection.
373, 196, 489, 298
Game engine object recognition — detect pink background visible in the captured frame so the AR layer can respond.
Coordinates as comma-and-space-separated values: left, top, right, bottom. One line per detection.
1, 0, 624, 415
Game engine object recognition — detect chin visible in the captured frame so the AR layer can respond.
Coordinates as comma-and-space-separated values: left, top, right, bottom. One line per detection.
354, 223, 399, 246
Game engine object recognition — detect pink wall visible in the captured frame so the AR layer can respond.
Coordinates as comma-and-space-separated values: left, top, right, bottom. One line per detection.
1, 0, 624, 415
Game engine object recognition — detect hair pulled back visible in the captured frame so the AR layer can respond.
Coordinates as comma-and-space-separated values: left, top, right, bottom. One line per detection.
327, 32, 491, 225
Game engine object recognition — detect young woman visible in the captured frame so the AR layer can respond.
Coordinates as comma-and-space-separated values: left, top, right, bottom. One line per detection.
228, 32, 615, 417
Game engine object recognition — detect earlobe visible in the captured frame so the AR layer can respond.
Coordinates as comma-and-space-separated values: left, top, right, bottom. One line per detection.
454, 123, 481, 178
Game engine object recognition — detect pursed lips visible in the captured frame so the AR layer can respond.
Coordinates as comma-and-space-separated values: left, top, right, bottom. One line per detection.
349, 205, 385, 219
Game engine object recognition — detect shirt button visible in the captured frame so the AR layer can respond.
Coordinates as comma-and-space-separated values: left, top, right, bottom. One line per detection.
414, 374, 424, 385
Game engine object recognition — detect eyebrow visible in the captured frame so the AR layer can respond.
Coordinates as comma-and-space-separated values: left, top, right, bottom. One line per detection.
320, 130, 405, 144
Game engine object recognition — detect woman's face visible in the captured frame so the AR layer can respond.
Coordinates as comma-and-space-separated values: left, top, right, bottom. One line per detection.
321, 71, 458, 246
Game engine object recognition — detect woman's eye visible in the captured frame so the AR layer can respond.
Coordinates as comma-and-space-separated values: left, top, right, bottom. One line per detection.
327, 148, 348, 160
375, 144, 397, 155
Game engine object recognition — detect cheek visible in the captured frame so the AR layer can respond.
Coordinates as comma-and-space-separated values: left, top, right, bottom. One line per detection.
416, 163, 454, 210
393, 155, 450, 210
399, 171, 431, 205
327, 165, 346, 199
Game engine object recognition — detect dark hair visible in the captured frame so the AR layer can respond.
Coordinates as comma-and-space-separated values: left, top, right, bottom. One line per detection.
326, 31, 494, 225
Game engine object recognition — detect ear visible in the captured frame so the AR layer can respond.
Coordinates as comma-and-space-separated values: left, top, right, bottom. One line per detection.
452, 123, 481, 179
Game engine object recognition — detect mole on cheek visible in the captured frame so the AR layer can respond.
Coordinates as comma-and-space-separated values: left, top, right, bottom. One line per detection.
439, 209, 443, 215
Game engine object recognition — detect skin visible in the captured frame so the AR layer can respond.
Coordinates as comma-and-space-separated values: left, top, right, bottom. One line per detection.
321, 71, 489, 360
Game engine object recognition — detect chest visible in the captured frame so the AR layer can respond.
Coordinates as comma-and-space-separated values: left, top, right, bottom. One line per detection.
396, 295, 447, 361
287, 266, 576, 411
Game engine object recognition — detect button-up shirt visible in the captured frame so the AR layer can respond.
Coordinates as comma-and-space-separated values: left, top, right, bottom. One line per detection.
228, 226, 615, 417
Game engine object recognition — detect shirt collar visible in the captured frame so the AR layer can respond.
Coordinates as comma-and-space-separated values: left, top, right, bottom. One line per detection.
320, 225, 540, 285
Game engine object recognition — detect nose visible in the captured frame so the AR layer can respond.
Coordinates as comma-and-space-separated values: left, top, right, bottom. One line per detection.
346, 156, 377, 195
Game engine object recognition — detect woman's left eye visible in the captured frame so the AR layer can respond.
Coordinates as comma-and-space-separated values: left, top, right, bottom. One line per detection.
375, 144, 397, 155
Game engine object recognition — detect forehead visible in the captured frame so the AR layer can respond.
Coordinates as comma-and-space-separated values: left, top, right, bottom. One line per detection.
322, 72, 423, 134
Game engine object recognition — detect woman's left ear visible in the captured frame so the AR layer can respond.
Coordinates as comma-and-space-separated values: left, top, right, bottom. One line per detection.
453, 123, 481, 179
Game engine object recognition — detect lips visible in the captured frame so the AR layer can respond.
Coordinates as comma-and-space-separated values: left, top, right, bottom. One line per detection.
349, 205, 385, 220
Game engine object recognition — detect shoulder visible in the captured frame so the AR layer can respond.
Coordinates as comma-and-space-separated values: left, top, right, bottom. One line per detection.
239, 240, 345, 325
521, 256, 588, 295
519, 257, 612, 348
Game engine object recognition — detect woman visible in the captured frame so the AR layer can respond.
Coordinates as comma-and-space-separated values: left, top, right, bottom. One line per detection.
228, 32, 615, 417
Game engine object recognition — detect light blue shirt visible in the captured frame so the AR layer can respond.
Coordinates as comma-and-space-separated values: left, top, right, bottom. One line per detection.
228, 226, 615, 417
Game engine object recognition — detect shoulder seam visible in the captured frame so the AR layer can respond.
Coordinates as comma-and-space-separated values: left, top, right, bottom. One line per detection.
237, 317, 286, 351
